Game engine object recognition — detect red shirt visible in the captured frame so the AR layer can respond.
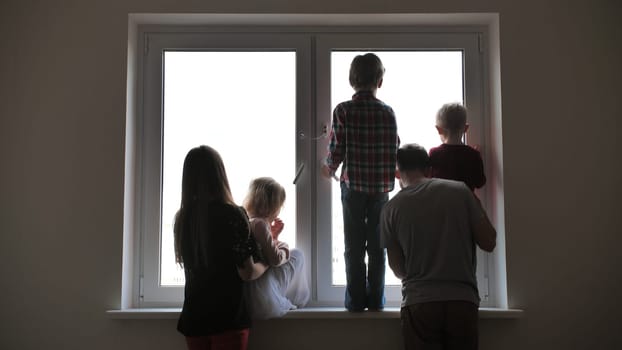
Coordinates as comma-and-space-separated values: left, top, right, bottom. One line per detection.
429, 144, 486, 191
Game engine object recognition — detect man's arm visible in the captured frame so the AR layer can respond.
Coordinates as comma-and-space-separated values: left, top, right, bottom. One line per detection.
473, 215, 496, 252
381, 208, 407, 280
386, 237, 407, 280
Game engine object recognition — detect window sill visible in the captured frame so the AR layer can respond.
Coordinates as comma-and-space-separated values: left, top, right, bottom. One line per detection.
106, 307, 523, 320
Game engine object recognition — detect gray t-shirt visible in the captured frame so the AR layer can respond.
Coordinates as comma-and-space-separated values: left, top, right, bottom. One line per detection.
381, 178, 483, 306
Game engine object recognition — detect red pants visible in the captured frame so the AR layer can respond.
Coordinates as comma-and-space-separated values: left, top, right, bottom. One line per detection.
401, 301, 478, 350
185, 329, 250, 350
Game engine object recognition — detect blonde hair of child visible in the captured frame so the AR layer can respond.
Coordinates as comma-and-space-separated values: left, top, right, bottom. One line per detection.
243, 177, 286, 220
436, 103, 467, 134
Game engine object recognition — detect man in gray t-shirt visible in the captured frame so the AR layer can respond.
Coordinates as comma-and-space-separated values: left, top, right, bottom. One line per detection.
381, 144, 496, 350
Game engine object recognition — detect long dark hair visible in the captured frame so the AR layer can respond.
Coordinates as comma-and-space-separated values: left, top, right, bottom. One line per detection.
174, 145, 235, 268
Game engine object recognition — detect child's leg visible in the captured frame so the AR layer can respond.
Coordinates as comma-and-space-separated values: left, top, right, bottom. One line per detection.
365, 192, 388, 310
341, 182, 368, 311
284, 249, 310, 307
262, 249, 309, 308
246, 269, 291, 319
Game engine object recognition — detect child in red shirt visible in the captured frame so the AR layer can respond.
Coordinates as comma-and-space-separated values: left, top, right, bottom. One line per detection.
429, 103, 486, 191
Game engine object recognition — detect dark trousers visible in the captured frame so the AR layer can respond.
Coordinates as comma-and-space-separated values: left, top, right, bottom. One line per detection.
341, 182, 388, 311
185, 328, 250, 350
401, 301, 478, 350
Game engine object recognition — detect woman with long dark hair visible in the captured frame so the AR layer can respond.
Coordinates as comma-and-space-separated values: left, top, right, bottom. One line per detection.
174, 145, 266, 350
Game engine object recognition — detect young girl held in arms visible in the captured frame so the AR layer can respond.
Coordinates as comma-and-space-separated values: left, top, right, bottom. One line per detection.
243, 177, 310, 319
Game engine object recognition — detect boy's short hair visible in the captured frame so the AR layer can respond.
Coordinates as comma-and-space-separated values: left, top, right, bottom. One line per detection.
436, 103, 467, 132
397, 144, 430, 172
349, 53, 385, 90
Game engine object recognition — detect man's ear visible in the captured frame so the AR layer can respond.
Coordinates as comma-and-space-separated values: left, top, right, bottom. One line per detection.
395, 169, 401, 179
377, 78, 383, 89
464, 123, 470, 133
435, 125, 444, 135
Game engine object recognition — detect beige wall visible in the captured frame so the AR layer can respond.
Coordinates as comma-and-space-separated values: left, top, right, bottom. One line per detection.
1, 0, 620, 349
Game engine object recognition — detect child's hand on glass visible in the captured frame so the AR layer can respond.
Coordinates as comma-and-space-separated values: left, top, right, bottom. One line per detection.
270, 218, 284, 241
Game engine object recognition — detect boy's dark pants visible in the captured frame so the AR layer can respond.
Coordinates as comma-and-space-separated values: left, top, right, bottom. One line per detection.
400, 301, 478, 350
340, 182, 388, 311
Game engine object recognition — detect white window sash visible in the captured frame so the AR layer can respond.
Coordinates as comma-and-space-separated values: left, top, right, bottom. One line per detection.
313, 32, 488, 307
139, 30, 313, 306
134, 26, 494, 308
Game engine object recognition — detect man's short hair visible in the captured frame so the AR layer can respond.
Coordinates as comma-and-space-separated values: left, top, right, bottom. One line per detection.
436, 103, 467, 132
397, 144, 430, 172
349, 53, 385, 90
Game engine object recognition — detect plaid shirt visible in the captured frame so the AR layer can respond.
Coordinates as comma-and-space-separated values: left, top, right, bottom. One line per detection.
325, 91, 399, 193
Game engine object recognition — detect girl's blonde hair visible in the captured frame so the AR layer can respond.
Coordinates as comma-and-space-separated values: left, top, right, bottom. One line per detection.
243, 177, 286, 219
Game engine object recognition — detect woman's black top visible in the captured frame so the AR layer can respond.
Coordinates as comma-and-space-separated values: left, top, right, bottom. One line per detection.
177, 203, 255, 336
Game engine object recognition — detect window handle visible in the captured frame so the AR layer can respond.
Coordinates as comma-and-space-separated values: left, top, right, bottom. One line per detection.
293, 163, 304, 185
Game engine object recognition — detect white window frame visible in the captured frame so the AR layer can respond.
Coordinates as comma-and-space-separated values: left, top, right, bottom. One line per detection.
125, 20, 502, 309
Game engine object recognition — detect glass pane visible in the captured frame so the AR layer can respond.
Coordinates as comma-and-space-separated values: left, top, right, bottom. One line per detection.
330, 51, 464, 286
161, 51, 296, 286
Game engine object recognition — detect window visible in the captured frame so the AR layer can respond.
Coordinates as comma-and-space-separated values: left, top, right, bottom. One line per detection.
138, 33, 311, 305
130, 23, 497, 308
314, 33, 488, 305
160, 51, 297, 286
329, 50, 464, 289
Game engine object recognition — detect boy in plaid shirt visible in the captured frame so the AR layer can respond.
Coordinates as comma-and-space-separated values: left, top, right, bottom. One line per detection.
321, 53, 399, 312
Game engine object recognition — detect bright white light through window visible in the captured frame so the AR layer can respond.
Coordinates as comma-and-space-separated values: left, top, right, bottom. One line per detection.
160, 51, 296, 286
330, 51, 464, 286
